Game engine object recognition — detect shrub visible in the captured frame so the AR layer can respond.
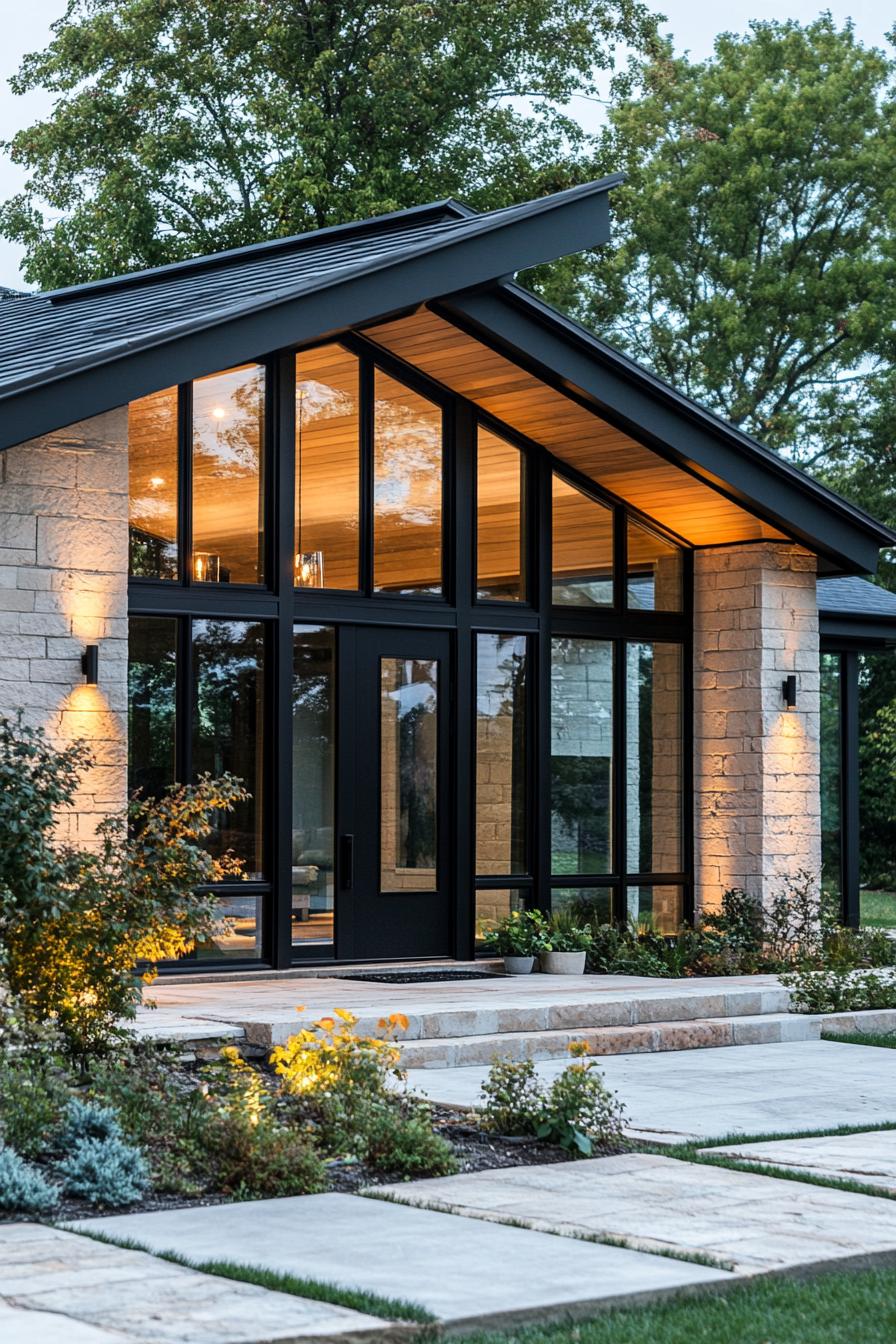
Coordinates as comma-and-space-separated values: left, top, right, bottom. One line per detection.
490, 909, 548, 957
781, 965, 896, 1014
205, 1112, 327, 1199
60, 1098, 123, 1146
0, 1145, 60, 1214
0, 713, 248, 1057
0, 991, 71, 1158
56, 1133, 150, 1206
481, 1058, 543, 1136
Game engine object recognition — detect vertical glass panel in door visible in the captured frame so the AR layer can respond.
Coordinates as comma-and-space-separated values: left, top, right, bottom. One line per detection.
552, 476, 613, 606
292, 625, 336, 946
192, 620, 265, 881
192, 364, 265, 584
380, 658, 438, 890
627, 518, 682, 611
373, 371, 442, 596
626, 642, 682, 875
127, 617, 177, 797
550, 638, 613, 874
475, 633, 528, 875
295, 346, 360, 590
477, 427, 524, 600
128, 387, 179, 578
820, 652, 842, 903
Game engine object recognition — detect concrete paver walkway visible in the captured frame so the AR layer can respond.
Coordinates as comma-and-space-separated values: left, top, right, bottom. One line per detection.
373, 1153, 896, 1274
404, 1039, 896, 1141
73, 1191, 730, 1329
705, 1128, 896, 1192
0, 1222, 391, 1343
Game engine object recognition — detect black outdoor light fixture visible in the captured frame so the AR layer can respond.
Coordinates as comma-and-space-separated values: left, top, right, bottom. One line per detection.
782, 673, 797, 710
81, 644, 99, 685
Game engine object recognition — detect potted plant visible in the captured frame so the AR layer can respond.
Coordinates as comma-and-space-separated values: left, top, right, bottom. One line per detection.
491, 909, 548, 975
536, 911, 593, 974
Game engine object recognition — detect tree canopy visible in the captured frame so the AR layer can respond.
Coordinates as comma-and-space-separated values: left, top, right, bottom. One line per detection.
0, 0, 659, 288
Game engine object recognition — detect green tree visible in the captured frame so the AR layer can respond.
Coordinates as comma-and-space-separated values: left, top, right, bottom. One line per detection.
575, 18, 896, 464
1, 0, 659, 289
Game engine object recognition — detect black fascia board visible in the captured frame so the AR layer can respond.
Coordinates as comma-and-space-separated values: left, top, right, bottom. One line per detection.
437, 285, 893, 575
821, 615, 896, 646
0, 178, 617, 452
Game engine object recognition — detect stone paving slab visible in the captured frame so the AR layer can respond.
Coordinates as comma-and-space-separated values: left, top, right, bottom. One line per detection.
373, 1153, 896, 1275
73, 1191, 730, 1329
704, 1128, 896, 1191
0, 1222, 391, 1343
404, 1039, 896, 1141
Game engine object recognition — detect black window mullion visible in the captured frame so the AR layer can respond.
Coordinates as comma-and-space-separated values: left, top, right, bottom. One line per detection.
535, 447, 552, 915
359, 355, 374, 595
274, 351, 295, 968
454, 397, 475, 956
178, 382, 192, 586
613, 637, 627, 923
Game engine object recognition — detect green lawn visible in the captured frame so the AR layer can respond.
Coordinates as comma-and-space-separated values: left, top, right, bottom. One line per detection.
861, 889, 896, 929
822, 1030, 896, 1049
465, 1269, 896, 1344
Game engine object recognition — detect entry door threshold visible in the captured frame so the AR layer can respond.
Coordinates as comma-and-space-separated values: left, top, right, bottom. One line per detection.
164, 957, 500, 986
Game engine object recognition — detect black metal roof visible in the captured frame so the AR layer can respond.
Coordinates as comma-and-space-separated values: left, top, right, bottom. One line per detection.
818, 577, 896, 620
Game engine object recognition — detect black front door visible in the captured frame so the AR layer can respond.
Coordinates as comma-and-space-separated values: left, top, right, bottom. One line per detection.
337, 626, 453, 960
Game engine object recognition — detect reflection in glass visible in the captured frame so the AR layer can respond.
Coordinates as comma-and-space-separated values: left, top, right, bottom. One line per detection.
129, 387, 178, 578
551, 638, 613, 874
477, 427, 524, 601
295, 346, 360, 590
624, 886, 683, 934
128, 617, 177, 798
820, 652, 842, 903
192, 620, 265, 878
552, 475, 613, 606
858, 651, 896, 928
475, 888, 527, 952
193, 364, 265, 584
196, 896, 263, 960
292, 626, 336, 946
476, 634, 528, 875
374, 372, 442, 595
626, 642, 682, 875
550, 887, 613, 925
627, 518, 682, 611
381, 658, 438, 890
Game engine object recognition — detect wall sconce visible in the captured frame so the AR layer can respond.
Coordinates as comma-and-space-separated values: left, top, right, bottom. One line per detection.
295, 550, 325, 588
81, 645, 99, 685
193, 552, 221, 583
782, 674, 797, 710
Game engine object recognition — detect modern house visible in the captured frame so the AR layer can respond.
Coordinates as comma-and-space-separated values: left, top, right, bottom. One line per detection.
0, 177, 893, 970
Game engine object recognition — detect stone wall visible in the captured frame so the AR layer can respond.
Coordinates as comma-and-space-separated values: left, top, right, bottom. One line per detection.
693, 542, 821, 912
0, 410, 129, 846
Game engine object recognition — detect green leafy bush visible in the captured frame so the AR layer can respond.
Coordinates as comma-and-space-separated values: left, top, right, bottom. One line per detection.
56, 1133, 150, 1206
0, 992, 71, 1158
781, 966, 896, 1014
0, 714, 247, 1057
481, 1058, 544, 1136
480, 1050, 626, 1156
0, 1145, 60, 1214
204, 1112, 327, 1199
536, 908, 593, 954
490, 909, 548, 957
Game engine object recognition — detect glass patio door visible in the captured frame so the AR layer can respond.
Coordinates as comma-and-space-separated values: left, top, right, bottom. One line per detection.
337, 626, 453, 960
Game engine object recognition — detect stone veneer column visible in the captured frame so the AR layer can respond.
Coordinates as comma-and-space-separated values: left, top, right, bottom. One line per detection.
0, 409, 129, 846
693, 542, 821, 913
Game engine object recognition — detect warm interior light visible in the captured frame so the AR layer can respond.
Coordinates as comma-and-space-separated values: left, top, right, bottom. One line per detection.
194, 552, 221, 583
211, 406, 227, 420
295, 551, 325, 588
148, 475, 165, 489
782, 674, 798, 710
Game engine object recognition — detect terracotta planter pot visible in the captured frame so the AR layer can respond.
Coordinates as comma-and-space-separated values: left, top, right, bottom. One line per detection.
502, 955, 536, 976
539, 950, 587, 975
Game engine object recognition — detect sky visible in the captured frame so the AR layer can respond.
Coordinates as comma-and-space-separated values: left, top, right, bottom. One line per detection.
0, 0, 890, 289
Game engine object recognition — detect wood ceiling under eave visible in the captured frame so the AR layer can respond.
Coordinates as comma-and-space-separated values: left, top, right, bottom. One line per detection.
365, 307, 789, 549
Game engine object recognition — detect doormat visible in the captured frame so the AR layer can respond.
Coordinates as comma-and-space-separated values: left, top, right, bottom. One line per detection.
335, 970, 503, 984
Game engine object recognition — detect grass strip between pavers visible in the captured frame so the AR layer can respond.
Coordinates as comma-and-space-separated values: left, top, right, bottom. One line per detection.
456, 1266, 896, 1344
72, 1227, 436, 1323
822, 1029, 896, 1049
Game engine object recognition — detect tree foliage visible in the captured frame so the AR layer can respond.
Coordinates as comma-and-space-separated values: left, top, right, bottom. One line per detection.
578, 17, 896, 462
1, 0, 659, 288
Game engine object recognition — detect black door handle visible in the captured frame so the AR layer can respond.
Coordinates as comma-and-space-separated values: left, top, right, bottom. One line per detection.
339, 834, 354, 890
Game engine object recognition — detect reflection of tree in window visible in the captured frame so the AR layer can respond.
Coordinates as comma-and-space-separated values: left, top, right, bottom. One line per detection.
374, 372, 442, 595
397, 670, 437, 870
127, 618, 176, 800
476, 633, 528, 875
550, 637, 612, 876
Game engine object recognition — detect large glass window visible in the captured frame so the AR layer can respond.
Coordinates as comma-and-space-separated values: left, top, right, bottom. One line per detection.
192, 620, 266, 878
380, 658, 439, 889
820, 652, 842, 904
624, 885, 683, 934
550, 887, 613, 925
196, 895, 263, 960
551, 638, 613, 874
626, 642, 682, 875
292, 626, 336, 946
858, 651, 896, 929
128, 388, 179, 579
475, 888, 528, 952
127, 617, 177, 797
476, 634, 528, 875
295, 346, 360, 590
627, 518, 682, 611
477, 428, 525, 601
192, 364, 265, 585
552, 475, 613, 606
373, 371, 442, 596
